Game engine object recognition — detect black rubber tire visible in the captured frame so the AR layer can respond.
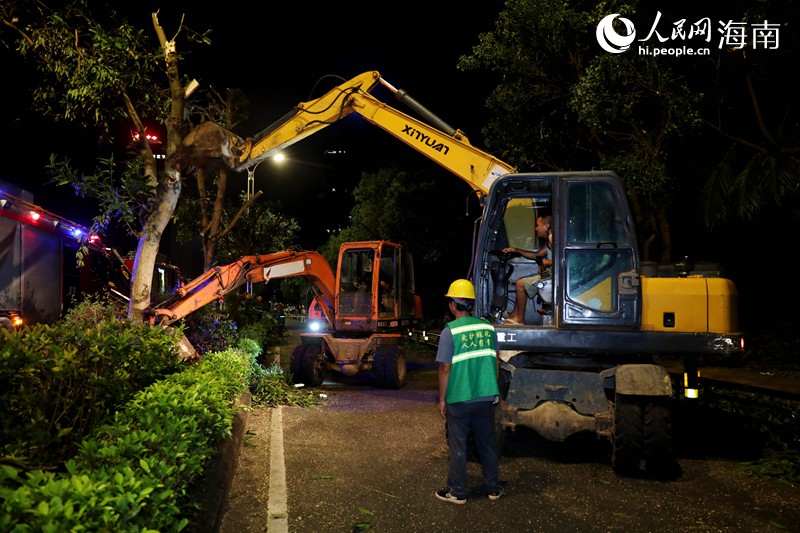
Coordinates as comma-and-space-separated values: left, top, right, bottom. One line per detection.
289, 344, 305, 381
643, 398, 679, 479
0, 317, 14, 334
372, 346, 387, 388
372, 345, 407, 389
290, 344, 327, 387
612, 393, 644, 476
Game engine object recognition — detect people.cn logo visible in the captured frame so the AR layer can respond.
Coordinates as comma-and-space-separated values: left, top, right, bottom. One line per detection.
596, 14, 636, 53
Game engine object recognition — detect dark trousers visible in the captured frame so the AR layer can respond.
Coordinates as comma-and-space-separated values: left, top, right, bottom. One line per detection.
445, 400, 500, 498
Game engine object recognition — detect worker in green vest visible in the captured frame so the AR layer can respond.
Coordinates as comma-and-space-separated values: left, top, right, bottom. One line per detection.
435, 279, 504, 504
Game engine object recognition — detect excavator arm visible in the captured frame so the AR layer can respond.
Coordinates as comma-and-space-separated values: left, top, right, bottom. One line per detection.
149, 250, 336, 327
232, 71, 516, 196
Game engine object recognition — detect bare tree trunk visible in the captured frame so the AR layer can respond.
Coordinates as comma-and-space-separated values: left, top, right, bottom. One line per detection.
126, 12, 187, 322
199, 89, 244, 271
128, 169, 182, 321
202, 167, 227, 270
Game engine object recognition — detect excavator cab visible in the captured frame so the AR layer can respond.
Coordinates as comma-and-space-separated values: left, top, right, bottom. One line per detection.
291, 241, 421, 389
334, 241, 420, 333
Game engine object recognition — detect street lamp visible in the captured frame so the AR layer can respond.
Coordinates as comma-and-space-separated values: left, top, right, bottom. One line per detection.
244, 152, 285, 295
246, 151, 285, 201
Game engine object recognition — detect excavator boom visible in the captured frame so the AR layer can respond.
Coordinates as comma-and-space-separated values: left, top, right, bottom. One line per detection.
150, 250, 335, 327
232, 71, 515, 195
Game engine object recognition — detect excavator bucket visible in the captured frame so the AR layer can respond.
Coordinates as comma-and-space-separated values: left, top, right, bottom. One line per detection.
177, 332, 199, 361
170, 121, 243, 170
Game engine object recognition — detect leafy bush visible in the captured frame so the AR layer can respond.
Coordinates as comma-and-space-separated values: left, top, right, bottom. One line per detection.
0, 318, 183, 467
183, 308, 238, 356
237, 316, 284, 362
0, 348, 252, 532
231, 330, 319, 408
236, 336, 262, 359
61, 293, 127, 328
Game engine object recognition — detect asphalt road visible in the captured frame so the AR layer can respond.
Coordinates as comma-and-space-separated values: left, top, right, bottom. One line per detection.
219, 319, 800, 533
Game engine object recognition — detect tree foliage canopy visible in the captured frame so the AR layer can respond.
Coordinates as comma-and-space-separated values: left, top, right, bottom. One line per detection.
174, 193, 300, 265
456, 0, 800, 262
4, 1, 165, 140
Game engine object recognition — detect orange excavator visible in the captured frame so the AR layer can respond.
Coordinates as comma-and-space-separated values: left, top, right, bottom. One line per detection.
149, 241, 420, 388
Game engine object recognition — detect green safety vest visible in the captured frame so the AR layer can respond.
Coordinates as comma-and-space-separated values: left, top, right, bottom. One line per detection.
445, 316, 500, 404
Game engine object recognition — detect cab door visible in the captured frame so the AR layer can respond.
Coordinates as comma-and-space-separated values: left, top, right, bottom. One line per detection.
558, 173, 641, 328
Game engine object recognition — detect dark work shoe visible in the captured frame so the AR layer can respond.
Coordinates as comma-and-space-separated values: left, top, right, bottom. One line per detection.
488, 486, 505, 501
435, 488, 466, 505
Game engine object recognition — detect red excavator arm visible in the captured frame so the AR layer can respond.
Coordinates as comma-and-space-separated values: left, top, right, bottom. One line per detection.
149, 250, 335, 327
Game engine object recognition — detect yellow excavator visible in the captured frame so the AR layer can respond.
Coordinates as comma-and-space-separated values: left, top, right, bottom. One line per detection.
169, 70, 743, 478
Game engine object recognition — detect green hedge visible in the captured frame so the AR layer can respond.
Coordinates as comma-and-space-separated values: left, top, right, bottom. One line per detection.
0, 319, 183, 467
0, 348, 252, 532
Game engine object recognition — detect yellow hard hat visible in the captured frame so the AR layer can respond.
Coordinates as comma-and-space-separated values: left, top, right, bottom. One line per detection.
445, 279, 475, 299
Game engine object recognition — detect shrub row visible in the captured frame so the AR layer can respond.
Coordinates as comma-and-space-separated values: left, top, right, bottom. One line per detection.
0, 315, 183, 467
0, 347, 252, 532
0, 295, 305, 531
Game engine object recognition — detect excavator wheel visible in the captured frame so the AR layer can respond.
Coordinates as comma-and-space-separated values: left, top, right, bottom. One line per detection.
612, 394, 644, 476
642, 397, 680, 480
372, 345, 406, 389
290, 344, 327, 387
612, 393, 679, 479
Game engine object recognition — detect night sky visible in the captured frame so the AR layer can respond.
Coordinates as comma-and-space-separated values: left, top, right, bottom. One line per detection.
0, 2, 504, 255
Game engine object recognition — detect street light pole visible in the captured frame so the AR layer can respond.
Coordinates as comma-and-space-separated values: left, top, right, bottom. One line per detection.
247, 166, 256, 201
243, 153, 285, 296
244, 164, 260, 296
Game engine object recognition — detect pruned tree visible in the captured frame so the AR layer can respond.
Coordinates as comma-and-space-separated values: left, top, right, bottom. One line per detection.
176, 86, 266, 270
0, 1, 257, 320
1, 1, 191, 320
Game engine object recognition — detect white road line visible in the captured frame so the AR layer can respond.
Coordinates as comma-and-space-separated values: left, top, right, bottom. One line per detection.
268, 405, 288, 533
